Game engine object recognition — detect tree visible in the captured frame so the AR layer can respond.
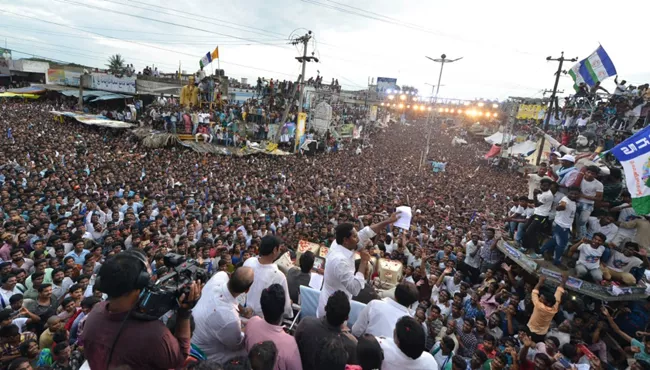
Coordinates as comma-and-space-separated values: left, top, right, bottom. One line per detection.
107, 54, 126, 75
401, 85, 419, 96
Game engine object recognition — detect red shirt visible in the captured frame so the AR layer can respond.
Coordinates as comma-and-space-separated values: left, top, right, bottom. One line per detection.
81, 301, 190, 370
477, 343, 497, 359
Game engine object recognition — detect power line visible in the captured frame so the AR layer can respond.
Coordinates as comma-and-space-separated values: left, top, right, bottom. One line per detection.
301, 0, 543, 58
2, 6, 365, 88
9, 48, 81, 65
2, 36, 181, 70
99, 0, 287, 38
0, 9, 298, 77
51, 0, 294, 51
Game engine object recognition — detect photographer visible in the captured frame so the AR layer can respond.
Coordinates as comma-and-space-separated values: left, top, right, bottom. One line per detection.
81, 250, 202, 369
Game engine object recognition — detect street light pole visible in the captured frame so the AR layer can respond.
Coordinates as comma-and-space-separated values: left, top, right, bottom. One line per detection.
422, 54, 463, 169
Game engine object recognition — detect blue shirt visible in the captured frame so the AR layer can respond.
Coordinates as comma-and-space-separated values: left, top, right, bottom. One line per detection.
65, 249, 90, 265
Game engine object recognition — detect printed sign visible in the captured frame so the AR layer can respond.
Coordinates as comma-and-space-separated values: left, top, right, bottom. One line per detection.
47, 69, 81, 87
91, 73, 136, 94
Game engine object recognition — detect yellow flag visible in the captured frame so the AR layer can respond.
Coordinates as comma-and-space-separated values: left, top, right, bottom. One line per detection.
211, 47, 219, 60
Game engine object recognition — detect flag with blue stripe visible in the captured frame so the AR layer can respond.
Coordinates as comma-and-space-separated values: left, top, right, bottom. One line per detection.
568, 45, 617, 90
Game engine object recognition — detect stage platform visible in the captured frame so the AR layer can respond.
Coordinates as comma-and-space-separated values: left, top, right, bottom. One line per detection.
496, 239, 650, 302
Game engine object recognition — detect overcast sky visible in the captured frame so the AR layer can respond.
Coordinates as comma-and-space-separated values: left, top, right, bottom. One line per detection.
1, 0, 648, 100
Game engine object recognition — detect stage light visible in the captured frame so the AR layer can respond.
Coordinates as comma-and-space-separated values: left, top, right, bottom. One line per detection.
492, 103, 499, 108
381, 102, 385, 106
450, 109, 455, 113
407, 105, 410, 108
428, 107, 432, 111
438, 108, 443, 112
421, 106, 426, 111
479, 111, 484, 116
400, 95, 406, 100
458, 109, 463, 114
392, 103, 396, 107
413, 97, 418, 102
413, 105, 418, 110
478, 102, 485, 107
399, 103, 404, 108
386, 89, 392, 94
493, 112, 498, 117
388, 95, 394, 100
464, 101, 470, 106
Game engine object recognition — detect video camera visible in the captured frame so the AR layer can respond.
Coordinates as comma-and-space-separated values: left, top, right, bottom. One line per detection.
134, 253, 208, 320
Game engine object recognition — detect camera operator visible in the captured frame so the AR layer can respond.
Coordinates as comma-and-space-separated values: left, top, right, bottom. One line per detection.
80, 250, 202, 369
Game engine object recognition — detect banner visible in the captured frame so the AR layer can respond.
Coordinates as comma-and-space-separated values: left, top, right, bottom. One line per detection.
0, 48, 11, 75
376, 77, 397, 93
90, 73, 136, 94
369, 105, 377, 121
484, 144, 501, 159
339, 124, 355, 137
611, 125, 650, 214
50, 111, 135, 128
295, 112, 307, 149
516, 104, 546, 120
47, 69, 81, 86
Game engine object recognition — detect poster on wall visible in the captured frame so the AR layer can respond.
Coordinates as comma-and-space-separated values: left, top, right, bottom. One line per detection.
91, 73, 136, 94
47, 69, 81, 86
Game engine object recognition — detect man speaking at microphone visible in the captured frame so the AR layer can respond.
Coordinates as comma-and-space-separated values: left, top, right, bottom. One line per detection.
317, 212, 401, 318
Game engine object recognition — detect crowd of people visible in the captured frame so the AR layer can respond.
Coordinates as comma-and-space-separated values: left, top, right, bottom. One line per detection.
0, 95, 648, 370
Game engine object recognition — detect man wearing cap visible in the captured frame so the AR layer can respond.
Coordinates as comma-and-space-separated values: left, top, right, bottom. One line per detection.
553, 155, 578, 193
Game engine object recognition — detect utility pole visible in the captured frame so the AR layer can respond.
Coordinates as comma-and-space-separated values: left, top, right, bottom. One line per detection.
78, 73, 85, 111
535, 52, 578, 165
292, 31, 318, 115
272, 31, 318, 143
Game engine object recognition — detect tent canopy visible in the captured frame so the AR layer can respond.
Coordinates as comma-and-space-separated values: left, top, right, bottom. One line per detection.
484, 132, 513, 145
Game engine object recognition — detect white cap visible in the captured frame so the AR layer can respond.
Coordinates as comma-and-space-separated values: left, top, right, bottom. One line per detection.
550, 152, 561, 157
560, 154, 575, 162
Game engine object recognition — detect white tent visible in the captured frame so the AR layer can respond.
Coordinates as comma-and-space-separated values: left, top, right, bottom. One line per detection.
507, 140, 538, 156
484, 132, 514, 145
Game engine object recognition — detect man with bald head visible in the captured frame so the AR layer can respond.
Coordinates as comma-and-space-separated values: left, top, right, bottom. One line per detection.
191, 266, 254, 363
39, 316, 63, 349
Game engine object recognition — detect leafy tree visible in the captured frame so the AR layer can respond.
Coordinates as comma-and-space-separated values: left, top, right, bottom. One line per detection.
107, 54, 126, 75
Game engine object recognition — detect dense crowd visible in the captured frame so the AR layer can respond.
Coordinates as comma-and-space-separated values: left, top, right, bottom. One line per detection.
0, 97, 649, 370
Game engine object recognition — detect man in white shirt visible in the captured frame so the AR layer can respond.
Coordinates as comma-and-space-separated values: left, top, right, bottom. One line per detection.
587, 216, 618, 242
0, 274, 21, 309
462, 234, 483, 284
540, 187, 579, 268
243, 235, 293, 319
352, 282, 418, 338
191, 266, 254, 363
568, 233, 606, 283
526, 166, 549, 200
602, 241, 645, 286
317, 213, 400, 318
377, 316, 438, 370
522, 178, 554, 252
610, 191, 637, 247
577, 166, 604, 239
